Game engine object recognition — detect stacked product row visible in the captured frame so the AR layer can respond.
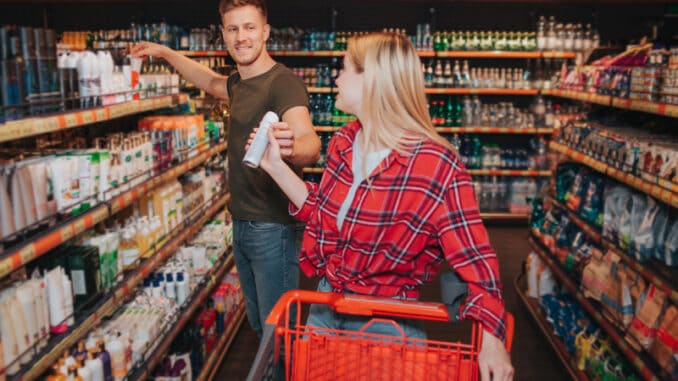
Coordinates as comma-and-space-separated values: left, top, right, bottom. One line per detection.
558, 45, 678, 105
529, 162, 676, 376
152, 267, 242, 380
1, 25, 182, 122
40, 216, 234, 381
0, 160, 227, 378
525, 255, 641, 381
0, 114, 217, 244
558, 121, 677, 185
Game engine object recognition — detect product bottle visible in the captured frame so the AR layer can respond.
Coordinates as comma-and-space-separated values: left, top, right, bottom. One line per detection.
76, 359, 92, 381
175, 272, 187, 306
46, 364, 67, 381
96, 341, 112, 381
107, 333, 126, 381
67, 365, 83, 381
119, 228, 139, 271
165, 272, 176, 302
86, 350, 104, 381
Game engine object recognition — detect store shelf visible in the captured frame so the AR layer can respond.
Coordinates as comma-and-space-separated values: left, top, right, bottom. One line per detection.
303, 167, 324, 174
548, 196, 678, 304
314, 126, 340, 132
0, 141, 227, 280
314, 126, 554, 134
514, 272, 590, 381
307, 87, 336, 94
550, 142, 678, 208
304, 167, 548, 177
129, 251, 237, 381
542, 89, 612, 106
543, 89, 678, 118
436, 127, 553, 134
178, 50, 229, 57
13, 193, 230, 381
187, 50, 576, 59
270, 50, 344, 57
468, 169, 551, 176
610, 97, 678, 118
0, 93, 189, 143
528, 234, 668, 381
110, 141, 227, 214
480, 212, 528, 220
0, 205, 108, 280
425, 88, 538, 95
195, 303, 247, 381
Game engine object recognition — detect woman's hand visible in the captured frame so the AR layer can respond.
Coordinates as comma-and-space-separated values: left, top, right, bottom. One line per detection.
478, 329, 514, 381
246, 124, 287, 174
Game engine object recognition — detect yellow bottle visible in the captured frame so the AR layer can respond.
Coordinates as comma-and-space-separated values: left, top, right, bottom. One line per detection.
119, 228, 139, 271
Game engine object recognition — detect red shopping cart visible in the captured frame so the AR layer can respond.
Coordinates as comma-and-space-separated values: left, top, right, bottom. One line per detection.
247, 290, 514, 381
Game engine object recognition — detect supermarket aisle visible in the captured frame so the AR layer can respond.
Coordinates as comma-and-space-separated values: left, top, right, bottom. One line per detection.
215, 226, 569, 381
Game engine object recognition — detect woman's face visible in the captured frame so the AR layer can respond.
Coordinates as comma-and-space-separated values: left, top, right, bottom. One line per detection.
334, 53, 363, 117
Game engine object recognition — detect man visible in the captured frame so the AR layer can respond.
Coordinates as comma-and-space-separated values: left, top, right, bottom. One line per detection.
131, 0, 320, 338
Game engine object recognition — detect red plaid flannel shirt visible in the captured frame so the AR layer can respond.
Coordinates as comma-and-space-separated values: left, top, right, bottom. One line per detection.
290, 121, 507, 341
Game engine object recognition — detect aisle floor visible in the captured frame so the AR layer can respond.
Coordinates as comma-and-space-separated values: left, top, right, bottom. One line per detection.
215, 226, 570, 381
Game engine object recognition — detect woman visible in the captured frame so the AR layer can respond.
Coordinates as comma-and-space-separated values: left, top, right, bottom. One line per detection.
256, 32, 513, 381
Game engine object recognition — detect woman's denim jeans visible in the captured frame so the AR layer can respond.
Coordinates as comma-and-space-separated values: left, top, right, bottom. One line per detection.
306, 277, 427, 341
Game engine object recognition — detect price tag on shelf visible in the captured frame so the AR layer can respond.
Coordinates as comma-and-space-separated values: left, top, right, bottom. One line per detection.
81, 111, 96, 124
592, 160, 607, 174
59, 224, 75, 242
17, 241, 35, 264
109, 103, 125, 118
95, 108, 108, 121
63, 113, 79, 128
73, 217, 88, 233
664, 104, 678, 118
140, 99, 153, 111
633, 100, 659, 114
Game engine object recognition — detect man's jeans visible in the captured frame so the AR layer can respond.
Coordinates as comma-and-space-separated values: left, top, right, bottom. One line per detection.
233, 220, 304, 337
306, 277, 427, 341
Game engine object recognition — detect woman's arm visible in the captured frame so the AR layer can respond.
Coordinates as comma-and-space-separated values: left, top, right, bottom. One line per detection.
435, 170, 513, 381
258, 129, 309, 209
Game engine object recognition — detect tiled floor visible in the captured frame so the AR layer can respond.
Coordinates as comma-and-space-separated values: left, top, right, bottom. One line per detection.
215, 226, 570, 380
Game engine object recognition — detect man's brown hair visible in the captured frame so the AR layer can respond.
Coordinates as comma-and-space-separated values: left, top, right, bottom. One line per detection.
218, 0, 268, 20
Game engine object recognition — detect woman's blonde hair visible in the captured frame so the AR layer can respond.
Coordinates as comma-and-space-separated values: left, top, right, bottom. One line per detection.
346, 32, 453, 154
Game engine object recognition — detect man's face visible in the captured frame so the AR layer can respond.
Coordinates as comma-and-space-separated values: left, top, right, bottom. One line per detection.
221, 5, 269, 66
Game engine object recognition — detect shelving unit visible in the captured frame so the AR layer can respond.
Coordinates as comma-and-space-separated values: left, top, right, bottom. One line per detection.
179, 50, 576, 60
0, 93, 189, 143
11, 192, 230, 381
314, 126, 554, 134
550, 142, 678, 207
528, 233, 669, 381
436, 127, 554, 134
547, 196, 678, 304
479, 213, 528, 220
195, 303, 246, 381
514, 271, 590, 381
302, 167, 549, 176
543, 89, 678, 118
128, 250, 240, 381
425, 88, 539, 95
0, 141, 228, 279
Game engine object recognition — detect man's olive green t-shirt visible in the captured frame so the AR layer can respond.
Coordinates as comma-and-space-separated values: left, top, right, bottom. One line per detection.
226, 63, 309, 224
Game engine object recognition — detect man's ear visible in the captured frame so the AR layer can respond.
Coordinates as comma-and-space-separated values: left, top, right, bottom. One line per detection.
264, 23, 271, 41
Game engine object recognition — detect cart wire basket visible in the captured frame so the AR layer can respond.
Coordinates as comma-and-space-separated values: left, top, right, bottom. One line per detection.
247, 290, 514, 381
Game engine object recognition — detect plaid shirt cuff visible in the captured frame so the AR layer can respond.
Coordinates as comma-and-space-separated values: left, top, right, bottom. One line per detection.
289, 181, 318, 222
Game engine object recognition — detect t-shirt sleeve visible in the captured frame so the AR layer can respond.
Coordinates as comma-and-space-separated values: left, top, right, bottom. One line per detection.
269, 71, 310, 117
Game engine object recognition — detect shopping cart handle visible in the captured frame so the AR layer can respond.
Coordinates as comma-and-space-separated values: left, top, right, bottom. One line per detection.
268, 290, 452, 324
